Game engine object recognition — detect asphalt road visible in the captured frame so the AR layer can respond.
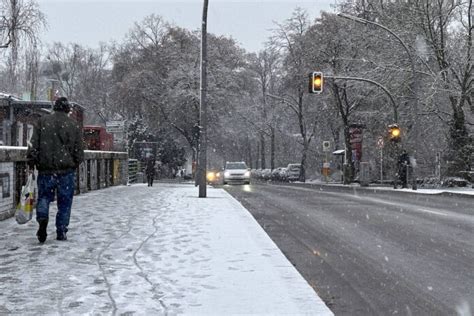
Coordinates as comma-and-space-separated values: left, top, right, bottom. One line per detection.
223, 182, 474, 316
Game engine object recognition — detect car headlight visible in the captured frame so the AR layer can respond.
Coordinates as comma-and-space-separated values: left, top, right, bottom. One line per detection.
207, 172, 215, 181
244, 171, 251, 177
224, 171, 230, 177
216, 172, 221, 178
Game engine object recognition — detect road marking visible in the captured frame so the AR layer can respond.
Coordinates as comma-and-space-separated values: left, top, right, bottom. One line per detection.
416, 209, 448, 216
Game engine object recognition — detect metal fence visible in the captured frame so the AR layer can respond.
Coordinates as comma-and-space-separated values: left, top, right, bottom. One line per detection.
128, 159, 140, 184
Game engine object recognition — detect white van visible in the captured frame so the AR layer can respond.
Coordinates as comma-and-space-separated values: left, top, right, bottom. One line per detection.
286, 163, 301, 181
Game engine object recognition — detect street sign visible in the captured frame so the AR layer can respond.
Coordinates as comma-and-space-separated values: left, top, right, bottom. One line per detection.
106, 120, 127, 149
106, 120, 126, 133
322, 141, 331, 152
376, 137, 384, 149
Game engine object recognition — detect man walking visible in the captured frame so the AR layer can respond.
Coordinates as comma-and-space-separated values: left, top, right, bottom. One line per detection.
145, 155, 156, 187
27, 97, 84, 243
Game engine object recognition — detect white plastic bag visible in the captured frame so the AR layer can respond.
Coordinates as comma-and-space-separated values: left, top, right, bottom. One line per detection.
15, 174, 35, 224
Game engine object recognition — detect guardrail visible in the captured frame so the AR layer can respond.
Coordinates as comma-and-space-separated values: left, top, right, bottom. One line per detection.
0, 147, 128, 221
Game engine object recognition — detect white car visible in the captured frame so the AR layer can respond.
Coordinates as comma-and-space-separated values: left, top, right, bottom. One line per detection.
223, 161, 251, 184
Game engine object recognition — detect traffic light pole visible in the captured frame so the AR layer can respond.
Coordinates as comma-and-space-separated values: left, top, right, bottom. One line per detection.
337, 13, 418, 190
198, 0, 209, 198
325, 75, 398, 122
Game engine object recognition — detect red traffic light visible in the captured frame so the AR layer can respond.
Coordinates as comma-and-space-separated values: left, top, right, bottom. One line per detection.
309, 72, 323, 94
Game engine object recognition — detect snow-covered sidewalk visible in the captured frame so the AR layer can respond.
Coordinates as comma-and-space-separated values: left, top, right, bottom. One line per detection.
0, 183, 332, 315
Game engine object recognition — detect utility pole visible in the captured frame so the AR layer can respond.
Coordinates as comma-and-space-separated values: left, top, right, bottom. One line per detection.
198, 0, 209, 198
337, 13, 419, 189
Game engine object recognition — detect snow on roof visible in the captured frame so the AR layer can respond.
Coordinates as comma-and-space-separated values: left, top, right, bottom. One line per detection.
0, 92, 21, 100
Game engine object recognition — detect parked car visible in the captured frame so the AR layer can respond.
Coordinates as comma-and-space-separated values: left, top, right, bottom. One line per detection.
286, 163, 301, 181
271, 168, 282, 181
278, 167, 288, 182
271, 167, 288, 182
223, 161, 251, 184
261, 168, 272, 181
251, 169, 261, 179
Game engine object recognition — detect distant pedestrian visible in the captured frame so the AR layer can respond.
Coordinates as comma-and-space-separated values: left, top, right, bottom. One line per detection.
27, 97, 84, 243
145, 156, 156, 187
397, 150, 410, 188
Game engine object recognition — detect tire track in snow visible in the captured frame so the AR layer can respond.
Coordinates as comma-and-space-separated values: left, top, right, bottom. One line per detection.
132, 199, 171, 315
56, 277, 65, 316
97, 213, 135, 315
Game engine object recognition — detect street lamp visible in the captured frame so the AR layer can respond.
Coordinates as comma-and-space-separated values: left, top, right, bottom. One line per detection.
337, 13, 419, 189
326, 75, 399, 122
198, 0, 209, 198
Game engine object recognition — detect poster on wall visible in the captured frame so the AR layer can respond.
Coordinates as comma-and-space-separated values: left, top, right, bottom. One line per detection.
0, 162, 14, 217
349, 124, 364, 163
0, 172, 11, 198
349, 124, 365, 173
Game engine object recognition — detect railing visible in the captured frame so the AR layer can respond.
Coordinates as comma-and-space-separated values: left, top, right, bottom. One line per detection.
0, 147, 128, 221
128, 159, 139, 184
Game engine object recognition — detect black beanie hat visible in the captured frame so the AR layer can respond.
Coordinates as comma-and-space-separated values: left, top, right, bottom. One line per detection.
53, 97, 71, 112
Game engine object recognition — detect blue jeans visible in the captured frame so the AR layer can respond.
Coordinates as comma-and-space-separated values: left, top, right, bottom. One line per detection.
36, 172, 75, 233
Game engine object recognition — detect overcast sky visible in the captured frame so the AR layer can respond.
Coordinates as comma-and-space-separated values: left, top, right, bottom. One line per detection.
36, 0, 335, 53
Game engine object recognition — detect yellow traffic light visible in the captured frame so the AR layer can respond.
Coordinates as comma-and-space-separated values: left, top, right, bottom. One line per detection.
313, 76, 322, 88
309, 71, 323, 94
388, 124, 401, 142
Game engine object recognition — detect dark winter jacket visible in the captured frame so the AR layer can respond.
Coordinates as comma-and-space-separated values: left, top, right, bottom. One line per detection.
145, 159, 156, 176
27, 111, 84, 174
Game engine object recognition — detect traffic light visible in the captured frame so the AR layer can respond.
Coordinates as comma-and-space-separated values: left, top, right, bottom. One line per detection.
388, 124, 401, 142
309, 71, 323, 94
192, 124, 201, 140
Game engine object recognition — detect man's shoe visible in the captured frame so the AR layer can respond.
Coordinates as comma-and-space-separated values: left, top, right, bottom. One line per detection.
36, 219, 48, 243
56, 231, 67, 241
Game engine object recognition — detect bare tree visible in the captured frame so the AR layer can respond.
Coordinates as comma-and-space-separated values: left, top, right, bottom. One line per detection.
412, 0, 473, 175
270, 8, 320, 181
248, 47, 280, 169
0, 0, 45, 93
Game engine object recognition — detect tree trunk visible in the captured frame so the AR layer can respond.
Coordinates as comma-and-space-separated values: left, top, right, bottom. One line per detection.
296, 91, 308, 182
247, 136, 253, 169
332, 83, 355, 184
260, 132, 266, 169
446, 107, 472, 175
270, 126, 275, 170
343, 125, 355, 184
256, 142, 260, 169
299, 141, 308, 182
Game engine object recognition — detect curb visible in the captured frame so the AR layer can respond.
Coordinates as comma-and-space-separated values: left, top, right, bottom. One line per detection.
264, 180, 474, 199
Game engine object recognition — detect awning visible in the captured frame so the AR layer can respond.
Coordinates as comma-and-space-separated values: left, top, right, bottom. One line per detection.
1, 99, 86, 111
